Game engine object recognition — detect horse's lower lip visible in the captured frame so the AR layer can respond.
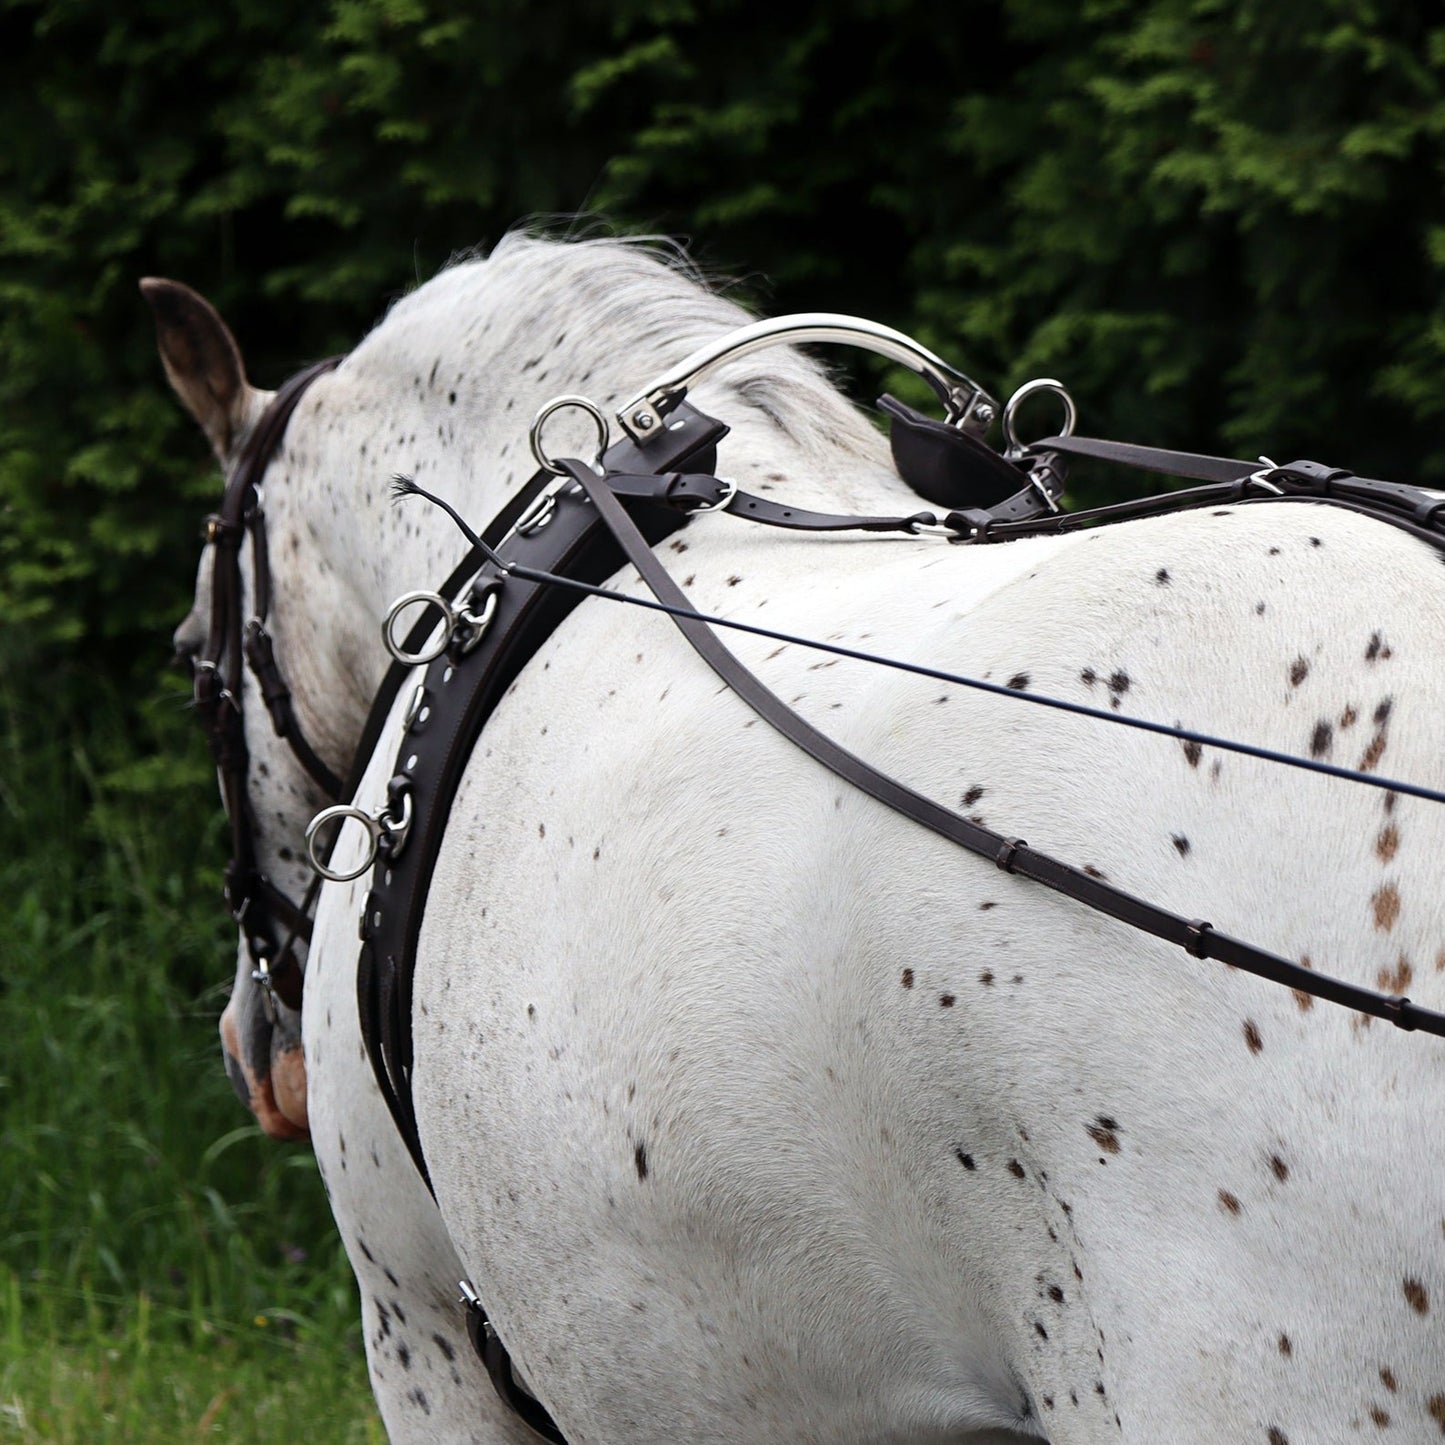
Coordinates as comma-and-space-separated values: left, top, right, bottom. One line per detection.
270, 1044, 310, 1137
219, 1002, 311, 1141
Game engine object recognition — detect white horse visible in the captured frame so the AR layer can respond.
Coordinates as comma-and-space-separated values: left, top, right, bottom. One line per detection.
156, 235, 1445, 1444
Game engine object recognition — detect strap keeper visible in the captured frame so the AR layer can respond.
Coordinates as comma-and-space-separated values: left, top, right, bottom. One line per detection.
203, 513, 244, 547
945, 507, 994, 542
1184, 919, 1212, 958
1413, 496, 1445, 527
1272, 460, 1354, 495
1385, 996, 1421, 1031
995, 837, 1026, 874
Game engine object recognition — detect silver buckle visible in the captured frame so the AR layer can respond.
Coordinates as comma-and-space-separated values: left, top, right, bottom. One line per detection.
691, 478, 738, 513
1245, 456, 1284, 495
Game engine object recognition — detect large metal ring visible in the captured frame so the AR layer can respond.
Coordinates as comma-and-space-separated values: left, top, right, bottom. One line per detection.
1002, 378, 1077, 454
529, 395, 610, 476
382, 590, 454, 665
305, 804, 383, 882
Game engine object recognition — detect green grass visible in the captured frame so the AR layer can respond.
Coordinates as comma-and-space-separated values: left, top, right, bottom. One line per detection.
0, 648, 382, 1439
0, 1274, 380, 1442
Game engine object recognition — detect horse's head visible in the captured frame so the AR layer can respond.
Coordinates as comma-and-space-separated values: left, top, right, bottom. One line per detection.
146, 278, 342, 1141
145, 237, 910, 1146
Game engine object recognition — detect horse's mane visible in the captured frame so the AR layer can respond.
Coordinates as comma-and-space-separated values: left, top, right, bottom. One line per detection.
374, 230, 893, 478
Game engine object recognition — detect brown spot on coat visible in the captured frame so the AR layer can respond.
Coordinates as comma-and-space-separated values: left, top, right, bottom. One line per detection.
1278, 1333, 1293, 1357
1373, 884, 1401, 932
1270, 1154, 1289, 1182
1377, 956, 1412, 995
1427, 1394, 1445, 1431
1310, 720, 1333, 758
1087, 1117, 1121, 1153
1377, 824, 1400, 862
1289, 657, 1309, 687
1404, 1277, 1429, 1315
1380, 1368, 1397, 1393
1360, 730, 1388, 771
939, 993, 956, 1008
1007, 672, 1030, 690
979, 971, 995, 986
1218, 1189, 1242, 1215
1268, 1430, 1289, 1445
1008, 1159, 1026, 1179
901, 968, 914, 989
1292, 954, 1315, 1012
1243, 1020, 1263, 1053
1183, 739, 1202, 767
1369, 1406, 1390, 1427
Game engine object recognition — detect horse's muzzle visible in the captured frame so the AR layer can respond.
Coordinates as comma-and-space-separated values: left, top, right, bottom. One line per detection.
220, 989, 311, 1142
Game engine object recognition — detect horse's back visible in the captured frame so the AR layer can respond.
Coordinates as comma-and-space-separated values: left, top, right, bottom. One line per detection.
414, 498, 1445, 1442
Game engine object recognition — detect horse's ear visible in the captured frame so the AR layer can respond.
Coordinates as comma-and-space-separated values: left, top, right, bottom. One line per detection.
140, 278, 267, 465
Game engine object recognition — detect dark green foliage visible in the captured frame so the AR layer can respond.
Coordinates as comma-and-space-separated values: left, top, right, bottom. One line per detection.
6, 0, 1445, 665
3, 0, 1445, 1358
0, 657, 359, 1342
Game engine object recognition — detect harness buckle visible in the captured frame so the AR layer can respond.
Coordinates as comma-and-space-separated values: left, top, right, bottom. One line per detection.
690, 477, 738, 513
1026, 460, 1064, 514
1244, 457, 1285, 495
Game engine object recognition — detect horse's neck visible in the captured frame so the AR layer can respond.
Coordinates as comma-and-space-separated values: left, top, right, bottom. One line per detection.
275, 259, 918, 765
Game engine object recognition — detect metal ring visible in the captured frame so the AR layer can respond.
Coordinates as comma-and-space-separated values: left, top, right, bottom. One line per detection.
382, 590, 454, 665
1002, 378, 1077, 453
305, 804, 383, 882
529, 395, 610, 476
378, 785, 413, 860
454, 587, 500, 655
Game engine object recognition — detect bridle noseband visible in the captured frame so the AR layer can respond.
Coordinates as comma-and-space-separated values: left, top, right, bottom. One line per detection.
188, 356, 343, 1012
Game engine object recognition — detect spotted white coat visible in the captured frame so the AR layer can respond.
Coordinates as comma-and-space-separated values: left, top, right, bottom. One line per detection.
159, 236, 1445, 1443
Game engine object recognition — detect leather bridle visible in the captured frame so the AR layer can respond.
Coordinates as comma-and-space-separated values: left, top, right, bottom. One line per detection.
188, 356, 343, 1012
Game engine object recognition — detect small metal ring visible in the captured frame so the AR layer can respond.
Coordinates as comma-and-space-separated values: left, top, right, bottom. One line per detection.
453, 587, 500, 655
378, 786, 414, 860
1002, 378, 1077, 454
305, 804, 383, 882
383, 590, 454, 664
529, 395, 610, 476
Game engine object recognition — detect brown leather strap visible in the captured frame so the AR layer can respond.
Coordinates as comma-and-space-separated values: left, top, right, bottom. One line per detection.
193, 356, 342, 1011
